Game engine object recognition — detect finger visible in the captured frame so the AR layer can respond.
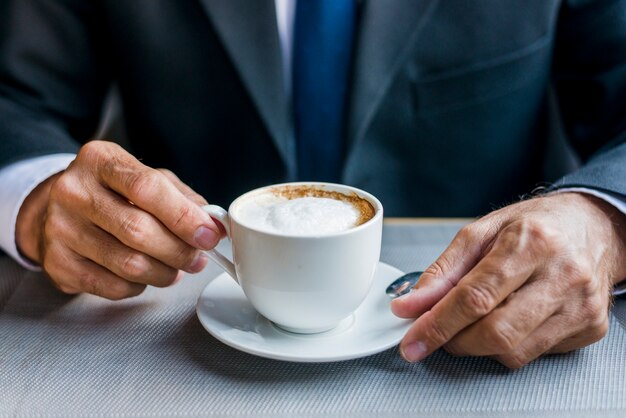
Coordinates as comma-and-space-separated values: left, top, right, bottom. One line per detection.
443, 279, 560, 357
157, 168, 227, 236
172, 270, 185, 286
547, 325, 608, 355
88, 141, 220, 249
74, 258, 147, 300
43, 245, 146, 300
82, 187, 209, 272
391, 220, 501, 319
398, 221, 539, 362
66, 221, 191, 287
547, 311, 609, 354
489, 311, 605, 369
157, 168, 208, 206
158, 169, 226, 237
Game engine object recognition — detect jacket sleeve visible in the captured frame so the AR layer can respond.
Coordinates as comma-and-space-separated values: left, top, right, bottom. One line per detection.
0, 0, 110, 168
552, 0, 626, 196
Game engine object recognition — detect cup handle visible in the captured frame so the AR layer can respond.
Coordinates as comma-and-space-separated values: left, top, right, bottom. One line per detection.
201, 204, 239, 284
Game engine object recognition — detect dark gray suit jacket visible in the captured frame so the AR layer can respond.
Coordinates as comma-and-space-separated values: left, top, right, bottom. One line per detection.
0, 0, 625, 216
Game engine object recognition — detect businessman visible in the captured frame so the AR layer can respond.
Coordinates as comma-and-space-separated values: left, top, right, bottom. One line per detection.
1, 0, 625, 368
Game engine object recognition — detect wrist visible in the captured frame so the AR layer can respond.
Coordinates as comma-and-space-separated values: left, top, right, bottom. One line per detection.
559, 192, 626, 285
15, 172, 62, 264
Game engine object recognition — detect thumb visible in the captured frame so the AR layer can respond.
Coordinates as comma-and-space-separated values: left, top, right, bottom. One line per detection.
391, 220, 499, 318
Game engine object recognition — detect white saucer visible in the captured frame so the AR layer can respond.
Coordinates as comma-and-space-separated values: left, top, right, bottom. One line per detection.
196, 262, 413, 362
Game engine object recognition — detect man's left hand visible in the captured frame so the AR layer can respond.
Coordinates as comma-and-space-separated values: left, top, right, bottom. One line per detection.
391, 192, 626, 368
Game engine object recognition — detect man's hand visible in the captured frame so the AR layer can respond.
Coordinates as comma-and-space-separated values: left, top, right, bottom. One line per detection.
391, 193, 626, 368
15, 140, 222, 299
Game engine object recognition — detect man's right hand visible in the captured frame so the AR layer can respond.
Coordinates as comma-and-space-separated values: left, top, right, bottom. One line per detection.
15, 140, 222, 299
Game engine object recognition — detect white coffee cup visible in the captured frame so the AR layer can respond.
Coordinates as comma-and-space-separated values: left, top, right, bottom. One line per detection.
202, 182, 383, 334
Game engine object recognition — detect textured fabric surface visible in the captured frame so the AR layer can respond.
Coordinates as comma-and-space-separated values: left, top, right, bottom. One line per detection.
1, 222, 625, 417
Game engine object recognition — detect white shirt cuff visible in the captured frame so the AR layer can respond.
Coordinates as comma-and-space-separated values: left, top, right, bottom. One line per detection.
0, 154, 76, 270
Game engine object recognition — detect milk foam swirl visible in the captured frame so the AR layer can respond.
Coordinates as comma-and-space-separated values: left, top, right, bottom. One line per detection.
235, 192, 368, 236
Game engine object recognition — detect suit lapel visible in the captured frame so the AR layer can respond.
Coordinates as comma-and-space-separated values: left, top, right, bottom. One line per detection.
347, 0, 440, 147
198, 0, 291, 166
199, 0, 439, 171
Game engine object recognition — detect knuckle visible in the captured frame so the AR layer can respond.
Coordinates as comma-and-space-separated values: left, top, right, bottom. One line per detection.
563, 261, 597, 296
589, 316, 609, 343
563, 257, 594, 280
173, 205, 193, 229
44, 269, 78, 295
582, 308, 609, 341
581, 287, 607, 317
442, 341, 466, 357
78, 140, 105, 161
126, 170, 162, 202
514, 218, 560, 255
119, 213, 150, 245
41, 251, 58, 277
424, 258, 455, 285
480, 259, 516, 284
484, 321, 518, 354
458, 283, 498, 318
457, 221, 492, 246
570, 276, 608, 323
49, 174, 83, 203
497, 352, 528, 369
424, 314, 451, 346
423, 224, 483, 280
49, 277, 80, 295
120, 252, 151, 280
42, 261, 56, 281
105, 283, 146, 301
41, 244, 68, 276
424, 260, 446, 278
40, 246, 82, 295
456, 225, 474, 243
171, 245, 197, 270
43, 212, 68, 238
158, 168, 174, 177
520, 218, 549, 241
78, 271, 104, 296
152, 270, 179, 288
79, 141, 119, 169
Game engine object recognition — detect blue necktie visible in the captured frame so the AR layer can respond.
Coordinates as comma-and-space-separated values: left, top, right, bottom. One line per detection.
293, 0, 356, 182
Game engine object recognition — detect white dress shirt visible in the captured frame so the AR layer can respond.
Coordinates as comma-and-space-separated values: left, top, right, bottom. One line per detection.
0, 154, 76, 268
1, 0, 626, 272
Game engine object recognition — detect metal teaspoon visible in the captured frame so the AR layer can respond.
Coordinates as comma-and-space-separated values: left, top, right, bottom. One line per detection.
385, 271, 424, 298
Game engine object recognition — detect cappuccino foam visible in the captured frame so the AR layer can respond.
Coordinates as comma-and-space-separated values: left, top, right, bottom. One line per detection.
235, 187, 375, 236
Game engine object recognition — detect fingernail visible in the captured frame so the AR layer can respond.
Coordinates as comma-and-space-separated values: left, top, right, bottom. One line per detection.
401, 341, 428, 362
194, 226, 219, 249
189, 252, 209, 273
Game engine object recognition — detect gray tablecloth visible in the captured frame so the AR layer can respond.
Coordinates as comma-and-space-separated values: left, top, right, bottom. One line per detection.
1, 222, 625, 417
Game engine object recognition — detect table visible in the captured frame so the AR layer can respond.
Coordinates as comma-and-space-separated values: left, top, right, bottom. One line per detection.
1, 220, 625, 417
